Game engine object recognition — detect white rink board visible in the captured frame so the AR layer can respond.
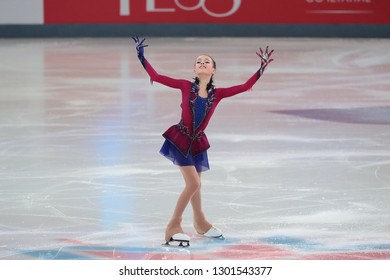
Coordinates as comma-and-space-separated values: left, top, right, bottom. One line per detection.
0, 0, 43, 24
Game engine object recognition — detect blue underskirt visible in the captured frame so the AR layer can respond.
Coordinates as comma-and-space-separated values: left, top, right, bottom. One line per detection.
160, 140, 209, 173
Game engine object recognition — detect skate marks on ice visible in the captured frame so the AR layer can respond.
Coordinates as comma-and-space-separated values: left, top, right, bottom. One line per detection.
272, 106, 390, 126
0, 37, 390, 260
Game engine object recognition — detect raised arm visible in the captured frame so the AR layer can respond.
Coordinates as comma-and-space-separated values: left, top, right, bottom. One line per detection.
132, 36, 187, 89
218, 46, 274, 98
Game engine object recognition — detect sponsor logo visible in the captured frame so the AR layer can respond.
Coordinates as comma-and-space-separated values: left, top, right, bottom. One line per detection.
120, 0, 242, 18
305, 0, 374, 14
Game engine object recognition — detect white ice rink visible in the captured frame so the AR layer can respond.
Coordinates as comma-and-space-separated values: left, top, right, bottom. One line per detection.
0, 37, 389, 259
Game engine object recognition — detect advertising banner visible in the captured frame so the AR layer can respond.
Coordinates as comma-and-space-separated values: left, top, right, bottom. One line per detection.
44, 0, 390, 24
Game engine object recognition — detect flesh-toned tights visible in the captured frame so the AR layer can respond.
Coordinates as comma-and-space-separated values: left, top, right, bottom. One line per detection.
165, 166, 212, 241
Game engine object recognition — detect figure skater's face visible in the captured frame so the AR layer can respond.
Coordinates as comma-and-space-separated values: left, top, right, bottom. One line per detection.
194, 55, 216, 77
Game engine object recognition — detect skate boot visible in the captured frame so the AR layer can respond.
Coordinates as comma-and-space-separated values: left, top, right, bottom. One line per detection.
199, 226, 223, 238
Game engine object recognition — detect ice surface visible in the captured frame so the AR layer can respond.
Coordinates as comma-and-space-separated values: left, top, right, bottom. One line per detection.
0, 37, 389, 259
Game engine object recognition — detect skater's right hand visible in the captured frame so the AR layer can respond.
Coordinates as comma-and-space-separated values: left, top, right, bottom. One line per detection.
132, 36, 148, 69
132, 36, 148, 59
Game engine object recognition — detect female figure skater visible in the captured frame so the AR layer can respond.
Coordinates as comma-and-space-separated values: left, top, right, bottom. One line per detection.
132, 36, 273, 246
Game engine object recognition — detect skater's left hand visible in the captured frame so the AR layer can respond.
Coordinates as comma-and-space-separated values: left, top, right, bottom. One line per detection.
256, 46, 274, 75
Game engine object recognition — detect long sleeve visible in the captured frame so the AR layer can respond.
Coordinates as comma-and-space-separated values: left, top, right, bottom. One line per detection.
217, 69, 261, 99
143, 59, 187, 90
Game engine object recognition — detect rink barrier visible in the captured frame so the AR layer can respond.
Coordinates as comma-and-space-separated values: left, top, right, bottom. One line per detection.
1, 23, 390, 38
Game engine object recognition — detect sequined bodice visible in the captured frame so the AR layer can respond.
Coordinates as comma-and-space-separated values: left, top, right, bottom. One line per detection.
194, 96, 207, 129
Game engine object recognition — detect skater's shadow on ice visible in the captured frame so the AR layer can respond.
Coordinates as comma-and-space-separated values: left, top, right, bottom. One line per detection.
272, 106, 390, 125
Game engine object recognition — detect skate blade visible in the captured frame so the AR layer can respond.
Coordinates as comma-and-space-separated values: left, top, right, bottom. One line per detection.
162, 239, 190, 247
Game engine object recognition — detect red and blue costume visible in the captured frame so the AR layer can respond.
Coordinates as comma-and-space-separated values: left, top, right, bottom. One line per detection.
133, 37, 270, 172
